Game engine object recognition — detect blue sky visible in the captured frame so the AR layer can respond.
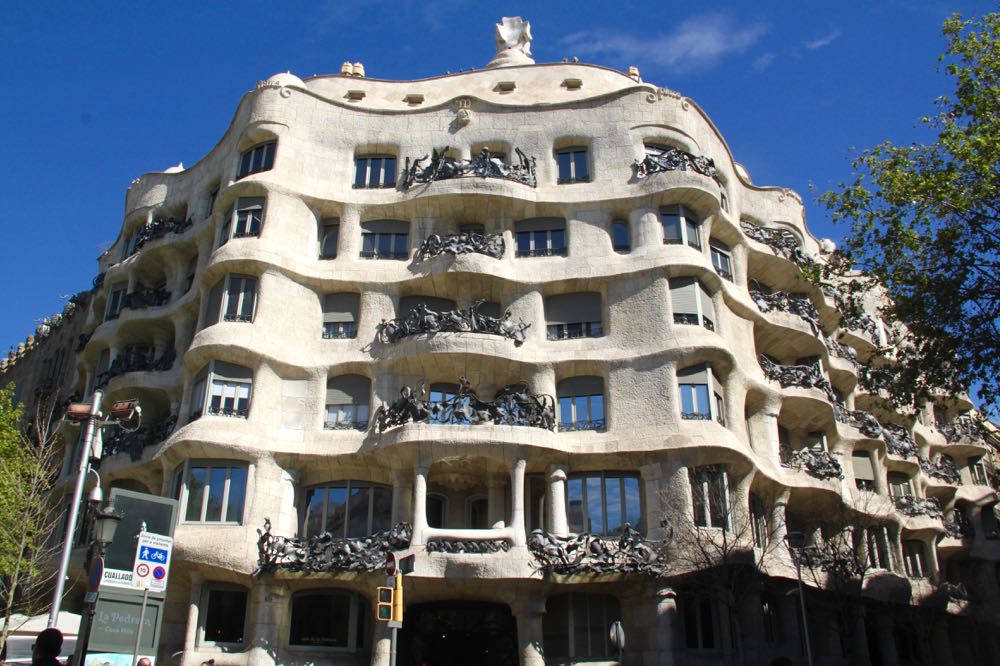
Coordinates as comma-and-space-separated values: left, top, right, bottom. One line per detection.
0, 1, 993, 353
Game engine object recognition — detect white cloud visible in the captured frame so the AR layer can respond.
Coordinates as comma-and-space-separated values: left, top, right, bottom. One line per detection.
560, 12, 769, 72
803, 28, 841, 50
752, 52, 776, 71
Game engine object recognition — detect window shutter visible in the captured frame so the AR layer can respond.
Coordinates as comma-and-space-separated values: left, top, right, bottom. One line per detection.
212, 361, 253, 382
557, 376, 604, 397
677, 363, 710, 384
670, 277, 698, 316
709, 238, 730, 252
545, 292, 601, 324
361, 219, 408, 234
327, 375, 370, 405
323, 293, 359, 323
205, 280, 224, 326
236, 196, 264, 212
516, 217, 566, 233
698, 283, 715, 326
853, 451, 875, 481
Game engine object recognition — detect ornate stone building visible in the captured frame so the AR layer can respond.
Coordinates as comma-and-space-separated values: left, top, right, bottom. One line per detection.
9, 16, 1000, 666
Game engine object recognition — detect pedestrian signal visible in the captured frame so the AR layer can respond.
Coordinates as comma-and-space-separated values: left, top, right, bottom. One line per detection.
376, 586, 394, 621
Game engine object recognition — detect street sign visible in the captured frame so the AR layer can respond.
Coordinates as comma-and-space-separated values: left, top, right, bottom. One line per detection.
87, 556, 104, 593
132, 532, 173, 593
385, 552, 396, 576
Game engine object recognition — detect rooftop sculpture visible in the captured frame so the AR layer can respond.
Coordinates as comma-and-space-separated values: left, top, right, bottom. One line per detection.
486, 16, 534, 68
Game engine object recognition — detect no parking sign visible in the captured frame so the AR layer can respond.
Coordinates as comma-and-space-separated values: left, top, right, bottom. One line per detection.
132, 532, 173, 593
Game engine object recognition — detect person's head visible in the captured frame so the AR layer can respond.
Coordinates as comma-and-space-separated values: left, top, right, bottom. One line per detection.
137, 658, 152, 666
33, 628, 63, 660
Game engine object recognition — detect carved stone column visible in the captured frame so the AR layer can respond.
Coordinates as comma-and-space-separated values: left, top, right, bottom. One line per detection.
547, 464, 569, 536
182, 572, 204, 653
370, 618, 393, 666
391, 467, 413, 526
510, 457, 527, 546
655, 587, 679, 666
412, 464, 429, 546
511, 597, 546, 666
488, 472, 507, 528
763, 395, 783, 465
247, 580, 286, 666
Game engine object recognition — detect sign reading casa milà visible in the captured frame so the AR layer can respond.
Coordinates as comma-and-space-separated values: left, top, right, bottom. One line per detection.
7, 15, 1000, 666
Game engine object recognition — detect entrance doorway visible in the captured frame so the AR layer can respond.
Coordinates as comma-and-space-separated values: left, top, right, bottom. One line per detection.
398, 601, 518, 666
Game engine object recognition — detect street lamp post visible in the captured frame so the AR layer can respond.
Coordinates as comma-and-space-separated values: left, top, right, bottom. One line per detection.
73, 491, 123, 665
48, 390, 140, 628
785, 531, 814, 666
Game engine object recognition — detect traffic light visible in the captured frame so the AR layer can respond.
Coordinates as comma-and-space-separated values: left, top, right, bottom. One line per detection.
376, 586, 394, 621
391, 570, 404, 623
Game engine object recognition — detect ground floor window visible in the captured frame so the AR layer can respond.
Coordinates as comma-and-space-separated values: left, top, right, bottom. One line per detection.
542, 593, 621, 660
201, 584, 248, 646
289, 590, 368, 649
682, 595, 718, 650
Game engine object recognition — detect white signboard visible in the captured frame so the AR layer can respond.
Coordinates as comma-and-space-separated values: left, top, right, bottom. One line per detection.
132, 532, 173, 593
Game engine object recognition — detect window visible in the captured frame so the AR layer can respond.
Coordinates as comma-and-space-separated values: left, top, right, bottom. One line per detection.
555, 146, 590, 183
190, 361, 253, 420
750, 493, 769, 547
902, 540, 929, 578
683, 595, 718, 650
543, 594, 620, 660
206, 186, 219, 217
325, 375, 371, 430
320, 219, 339, 259
427, 493, 447, 528
719, 183, 729, 213
969, 456, 990, 486
661, 204, 702, 250
710, 239, 733, 281
236, 141, 276, 180
360, 220, 408, 259
467, 496, 489, 529
853, 451, 877, 492
105, 284, 126, 321
557, 376, 606, 431
120, 229, 142, 261
219, 197, 264, 244
611, 220, 630, 253
201, 584, 248, 646
566, 473, 641, 535
863, 526, 893, 570
515, 218, 567, 257
289, 590, 368, 649
428, 382, 465, 425
204, 275, 257, 326
354, 154, 397, 189
677, 364, 725, 424
545, 292, 603, 340
888, 472, 913, 498
302, 481, 391, 538
175, 460, 248, 524
760, 595, 779, 645
689, 466, 729, 529
183, 256, 197, 294
322, 293, 359, 339
669, 277, 716, 330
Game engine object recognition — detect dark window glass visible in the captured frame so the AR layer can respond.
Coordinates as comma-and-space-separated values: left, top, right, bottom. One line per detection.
556, 147, 590, 183
612, 222, 630, 252
301, 481, 391, 538
354, 155, 397, 188
543, 594, 620, 659
237, 142, 276, 180
565, 473, 642, 536
289, 592, 354, 647
204, 588, 247, 644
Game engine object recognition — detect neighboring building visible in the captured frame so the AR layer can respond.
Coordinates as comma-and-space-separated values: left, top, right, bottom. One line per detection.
6, 16, 1000, 666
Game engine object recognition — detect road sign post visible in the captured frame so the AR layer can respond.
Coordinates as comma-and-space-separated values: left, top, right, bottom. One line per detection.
130, 531, 172, 666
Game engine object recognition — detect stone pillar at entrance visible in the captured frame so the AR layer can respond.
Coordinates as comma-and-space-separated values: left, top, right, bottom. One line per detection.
247, 581, 286, 666
655, 587, 679, 666
546, 464, 569, 536
412, 464, 429, 545
182, 572, 204, 654
370, 618, 393, 666
510, 458, 527, 546
512, 598, 546, 666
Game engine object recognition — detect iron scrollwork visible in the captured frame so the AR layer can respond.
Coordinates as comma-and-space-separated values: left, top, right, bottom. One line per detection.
373, 378, 555, 433
758, 355, 839, 404
893, 495, 943, 519
632, 145, 717, 179
122, 287, 171, 310
749, 281, 823, 334
527, 524, 670, 576
95, 347, 176, 388
936, 415, 985, 445
833, 405, 884, 440
418, 232, 505, 260
378, 300, 530, 346
918, 456, 961, 485
882, 424, 918, 459
944, 509, 974, 539
402, 146, 537, 189
779, 445, 844, 480
135, 216, 193, 250
255, 519, 412, 575
740, 219, 816, 269
426, 538, 512, 554
101, 414, 177, 461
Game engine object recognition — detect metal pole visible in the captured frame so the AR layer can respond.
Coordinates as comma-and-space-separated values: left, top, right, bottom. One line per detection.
48, 389, 104, 628
131, 588, 149, 666
795, 556, 814, 666
390, 626, 398, 666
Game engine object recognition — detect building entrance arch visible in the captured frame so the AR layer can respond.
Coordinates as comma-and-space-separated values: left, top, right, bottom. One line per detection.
398, 600, 518, 666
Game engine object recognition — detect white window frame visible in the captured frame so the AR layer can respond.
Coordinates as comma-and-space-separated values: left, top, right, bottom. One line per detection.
669, 277, 716, 331
189, 361, 253, 420
105, 284, 127, 320
555, 146, 590, 184
864, 525, 894, 571
710, 240, 733, 281
544, 593, 621, 660
354, 154, 397, 189
198, 582, 249, 647
300, 481, 392, 538
902, 540, 929, 578
221, 275, 257, 323
660, 204, 702, 250
175, 460, 249, 525
236, 141, 276, 180
677, 364, 725, 424
689, 466, 730, 530
219, 197, 265, 245
565, 472, 643, 536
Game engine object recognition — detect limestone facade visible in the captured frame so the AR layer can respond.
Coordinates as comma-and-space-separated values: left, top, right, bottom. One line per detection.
9, 19, 1000, 666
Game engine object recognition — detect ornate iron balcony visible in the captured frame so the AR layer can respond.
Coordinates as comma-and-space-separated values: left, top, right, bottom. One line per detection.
748, 280, 823, 335
740, 219, 816, 270
95, 347, 176, 388
135, 216, 193, 251
779, 445, 844, 480
527, 525, 670, 576
360, 250, 409, 260
102, 414, 177, 461
122, 287, 170, 310
417, 232, 505, 260
256, 519, 412, 575
426, 538, 512, 554
918, 455, 961, 484
893, 495, 943, 518
402, 146, 537, 189
936, 415, 985, 445
322, 323, 358, 339
882, 424, 918, 459
515, 247, 567, 258
323, 419, 369, 431
559, 418, 606, 432
759, 355, 840, 404
833, 405, 884, 439
379, 300, 530, 346
632, 145, 717, 179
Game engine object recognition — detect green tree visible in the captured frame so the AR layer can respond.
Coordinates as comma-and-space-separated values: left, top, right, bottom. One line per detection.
820, 13, 1000, 413
0, 386, 63, 652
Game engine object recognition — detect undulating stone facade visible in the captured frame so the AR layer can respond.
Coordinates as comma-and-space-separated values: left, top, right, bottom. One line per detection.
7, 17, 1000, 666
